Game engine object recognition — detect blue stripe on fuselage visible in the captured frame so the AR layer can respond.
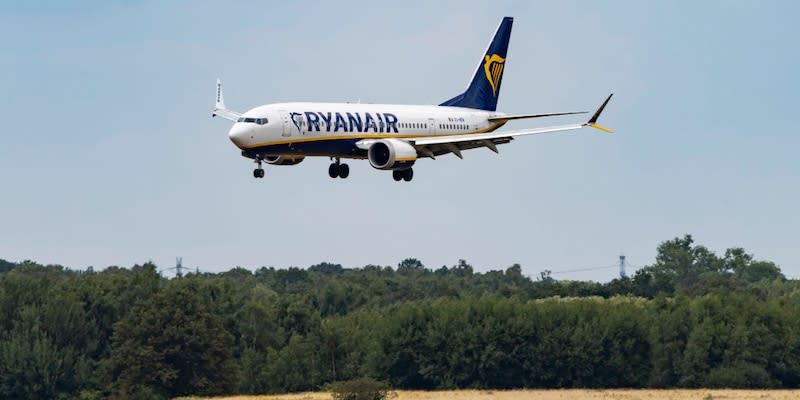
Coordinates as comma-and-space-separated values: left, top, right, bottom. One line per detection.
242, 138, 365, 159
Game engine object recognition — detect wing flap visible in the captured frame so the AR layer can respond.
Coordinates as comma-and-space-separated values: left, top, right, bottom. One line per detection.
411, 123, 585, 147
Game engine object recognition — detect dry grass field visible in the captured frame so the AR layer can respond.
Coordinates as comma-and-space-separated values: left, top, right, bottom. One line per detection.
183, 389, 800, 400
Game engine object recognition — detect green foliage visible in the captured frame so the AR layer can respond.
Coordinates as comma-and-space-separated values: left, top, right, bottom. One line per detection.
110, 279, 238, 398
0, 258, 14, 273
0, 237, 798, 398
330, 377, 394, 400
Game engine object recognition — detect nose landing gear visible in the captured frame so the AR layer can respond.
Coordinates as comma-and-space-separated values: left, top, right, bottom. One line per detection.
253, 157, 265, 179
328, 158, 350, 179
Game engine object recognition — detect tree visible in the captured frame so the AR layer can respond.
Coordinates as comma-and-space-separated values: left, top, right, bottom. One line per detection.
110, 279, 238, 398
0, 259, 14, 274
309, 262, 345, 275
397, 259, 425, 275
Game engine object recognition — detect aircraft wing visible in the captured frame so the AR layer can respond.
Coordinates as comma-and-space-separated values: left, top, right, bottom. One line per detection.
487, 111, 587, 123
211, 79, 242, 122
412, 94, 613, 158
412, 123, 585, 146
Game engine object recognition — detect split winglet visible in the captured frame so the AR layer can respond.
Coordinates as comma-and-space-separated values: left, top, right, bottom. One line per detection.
212, 79, 242, 121
585, 93, 614, 133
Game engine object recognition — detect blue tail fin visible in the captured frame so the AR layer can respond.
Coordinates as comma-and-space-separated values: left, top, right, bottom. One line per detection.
439, 17, 513, 111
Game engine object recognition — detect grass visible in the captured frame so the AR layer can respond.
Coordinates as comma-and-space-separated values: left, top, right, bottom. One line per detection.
182, 389, 800, 400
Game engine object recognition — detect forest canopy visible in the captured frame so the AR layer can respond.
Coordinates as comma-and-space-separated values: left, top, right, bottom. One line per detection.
0, 235, 797, 399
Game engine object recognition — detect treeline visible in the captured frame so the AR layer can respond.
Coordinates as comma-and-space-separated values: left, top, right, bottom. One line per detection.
0, 235, 798, 399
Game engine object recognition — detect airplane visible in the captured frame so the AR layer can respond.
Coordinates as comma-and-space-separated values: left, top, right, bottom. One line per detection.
212, 16, 613, 182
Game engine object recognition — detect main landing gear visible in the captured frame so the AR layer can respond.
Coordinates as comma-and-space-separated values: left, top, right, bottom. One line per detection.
328, 158, 349, 179
253, 158, 265, 179
392, 168, 413, 182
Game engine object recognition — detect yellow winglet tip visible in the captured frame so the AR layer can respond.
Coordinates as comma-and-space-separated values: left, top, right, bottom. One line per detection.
589, 123, 614, 134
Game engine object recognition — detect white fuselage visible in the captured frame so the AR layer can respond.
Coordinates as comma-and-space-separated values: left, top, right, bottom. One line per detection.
227, 102, 506, 158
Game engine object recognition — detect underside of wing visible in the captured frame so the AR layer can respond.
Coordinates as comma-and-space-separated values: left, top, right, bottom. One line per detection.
212, 108, 242, 122
411, 124, 584, 158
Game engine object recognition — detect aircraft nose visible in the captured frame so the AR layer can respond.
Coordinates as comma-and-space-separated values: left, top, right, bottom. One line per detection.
228, 123, 249, 147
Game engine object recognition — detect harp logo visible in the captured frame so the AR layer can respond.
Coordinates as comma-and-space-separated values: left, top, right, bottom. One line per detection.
289, 112, 303, 132
483, 54, 506, 97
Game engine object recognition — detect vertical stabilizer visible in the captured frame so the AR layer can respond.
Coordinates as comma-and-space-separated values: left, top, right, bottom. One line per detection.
439, 17, 513, 111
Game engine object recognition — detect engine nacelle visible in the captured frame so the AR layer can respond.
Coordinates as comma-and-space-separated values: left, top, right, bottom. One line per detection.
367, 139, 417, 170
264, 155, 305, 166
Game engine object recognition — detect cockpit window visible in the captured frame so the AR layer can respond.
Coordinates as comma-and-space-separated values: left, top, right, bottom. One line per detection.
237, 117, 269, 125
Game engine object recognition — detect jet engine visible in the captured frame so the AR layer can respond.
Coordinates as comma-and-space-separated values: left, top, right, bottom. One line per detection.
367, 139, 417, 170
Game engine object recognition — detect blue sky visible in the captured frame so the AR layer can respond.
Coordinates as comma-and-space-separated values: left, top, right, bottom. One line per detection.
1, 1, 798, 280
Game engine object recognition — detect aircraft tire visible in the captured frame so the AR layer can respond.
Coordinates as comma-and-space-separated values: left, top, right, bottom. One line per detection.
392, 170, 402, 181
253, 168, 265, 178
402, 168, 413, 182
328, 163, 340, 178
339, 164, 350, 179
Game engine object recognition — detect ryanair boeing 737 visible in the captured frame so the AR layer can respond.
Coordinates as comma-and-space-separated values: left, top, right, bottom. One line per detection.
213, 17, 613, 181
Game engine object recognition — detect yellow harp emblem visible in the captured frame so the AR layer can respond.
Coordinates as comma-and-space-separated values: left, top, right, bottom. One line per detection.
483, 54, 506, 97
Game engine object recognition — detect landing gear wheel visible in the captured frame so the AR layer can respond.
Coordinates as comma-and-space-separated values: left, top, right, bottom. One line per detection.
402, 168, 413, 182
392, 170, 402, 181
338, 163, 350, 179
328, 163, 340, 178
253, 157, 264, 179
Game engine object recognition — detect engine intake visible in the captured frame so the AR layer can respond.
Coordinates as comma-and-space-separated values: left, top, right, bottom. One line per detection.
367, 139, 417, 170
